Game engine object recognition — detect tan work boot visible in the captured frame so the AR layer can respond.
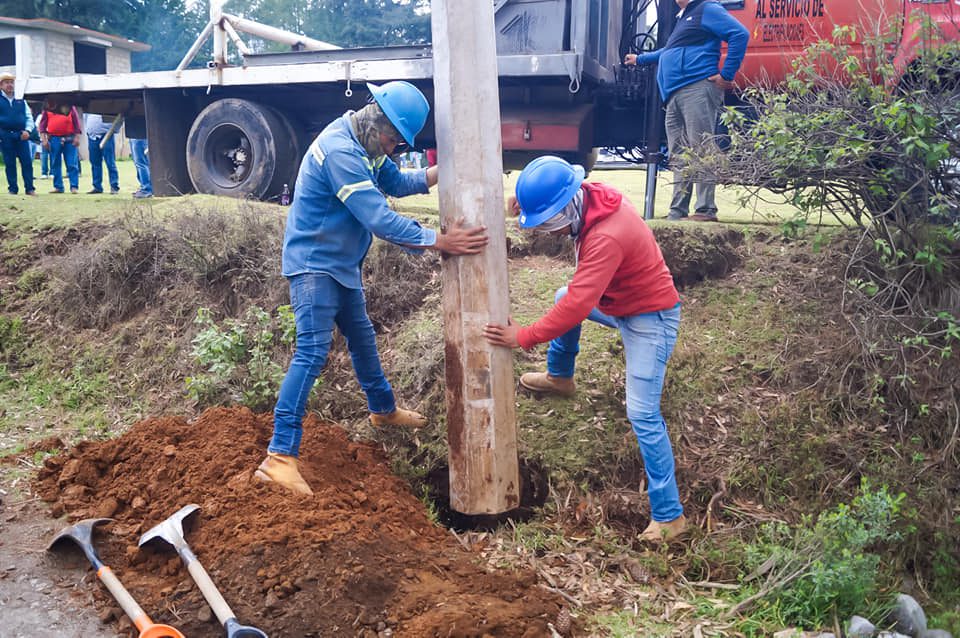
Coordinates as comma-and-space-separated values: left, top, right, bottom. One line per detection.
369, 408, 427, 428
519, 372, 576, 397
254, 453, 313, 496
638, 514, 687, 543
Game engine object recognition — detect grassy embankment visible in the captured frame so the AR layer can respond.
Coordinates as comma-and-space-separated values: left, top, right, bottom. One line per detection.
3, 165, 956, 636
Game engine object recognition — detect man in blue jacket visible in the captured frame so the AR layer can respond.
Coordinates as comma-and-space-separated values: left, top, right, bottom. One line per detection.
256, 81, 488, 495
0, 73, 36, 196
625, 0, 748, 221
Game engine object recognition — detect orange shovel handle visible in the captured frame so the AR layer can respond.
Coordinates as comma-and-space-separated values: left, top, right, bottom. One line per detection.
96, 567, 185, 638
136, 622, 187, 638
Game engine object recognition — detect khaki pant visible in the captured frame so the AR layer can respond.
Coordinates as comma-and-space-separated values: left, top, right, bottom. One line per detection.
664, 78, 724, 218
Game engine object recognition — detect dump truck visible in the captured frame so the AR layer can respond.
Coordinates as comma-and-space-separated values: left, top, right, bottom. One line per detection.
21, 0, 960, 202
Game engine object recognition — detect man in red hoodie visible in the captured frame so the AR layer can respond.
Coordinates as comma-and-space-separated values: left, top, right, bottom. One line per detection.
484, 155, 686, 542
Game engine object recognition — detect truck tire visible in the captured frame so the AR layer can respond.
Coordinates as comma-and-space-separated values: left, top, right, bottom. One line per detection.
186, 99, 298, 200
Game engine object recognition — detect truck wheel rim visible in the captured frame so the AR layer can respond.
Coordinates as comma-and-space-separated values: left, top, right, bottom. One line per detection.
204, 123, 254, 189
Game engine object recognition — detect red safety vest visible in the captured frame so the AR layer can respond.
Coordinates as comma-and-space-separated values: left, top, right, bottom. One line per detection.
45, 111, 75, 136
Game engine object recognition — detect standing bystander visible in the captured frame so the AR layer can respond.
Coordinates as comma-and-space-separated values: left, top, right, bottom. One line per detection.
0, 73, 36, 196
129, 137, 152, 199
35, 109, 50, 179
624, 0, 748, 222
39, 99, 81, 194
83, 113, 120, 194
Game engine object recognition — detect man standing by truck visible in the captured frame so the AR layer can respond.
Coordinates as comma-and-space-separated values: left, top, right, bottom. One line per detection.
39, 98, 82, 195
83, 113, 120, 195
256, 81, 489, 495
0, 73, 36, 196
625, 0, 749, 222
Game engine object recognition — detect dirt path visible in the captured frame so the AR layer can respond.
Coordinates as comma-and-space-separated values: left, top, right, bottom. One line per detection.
33, 407, 566, 637
0, 498, 115, 638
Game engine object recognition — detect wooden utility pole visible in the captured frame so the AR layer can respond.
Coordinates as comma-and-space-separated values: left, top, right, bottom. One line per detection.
431, 0, 520, 515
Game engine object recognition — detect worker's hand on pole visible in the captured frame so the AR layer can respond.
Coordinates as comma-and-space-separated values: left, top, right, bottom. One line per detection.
623, 53, 638, 66
432, 217, 488, 255
483, 317, 520, 349
708, 74, 736, 91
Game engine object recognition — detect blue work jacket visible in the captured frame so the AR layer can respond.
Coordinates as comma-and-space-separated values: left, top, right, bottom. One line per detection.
637, 0, 749, 103
281, 112, 435, 288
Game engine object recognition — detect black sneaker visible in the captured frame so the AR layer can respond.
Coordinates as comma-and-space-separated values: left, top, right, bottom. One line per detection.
86, 189, 103, 195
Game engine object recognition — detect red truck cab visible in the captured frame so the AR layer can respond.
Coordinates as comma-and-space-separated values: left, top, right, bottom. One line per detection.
724, 0, 959, 86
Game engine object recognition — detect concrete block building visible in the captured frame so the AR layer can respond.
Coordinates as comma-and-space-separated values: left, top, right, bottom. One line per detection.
0, 17, 149, 161
0, 16, 148, 81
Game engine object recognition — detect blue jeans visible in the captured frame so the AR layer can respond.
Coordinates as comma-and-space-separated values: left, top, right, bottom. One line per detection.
129, 138, 152, 194
547, 287, 683, 522
269, 273, 396, 456
49, 136, 79, 191
88, 135, 118, 192
40, 146, 49, 176
1, 132, 34, 194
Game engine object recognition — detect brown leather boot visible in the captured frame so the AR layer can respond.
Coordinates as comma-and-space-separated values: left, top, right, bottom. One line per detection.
519, 372, 576, 397
369, 408, 427, 428
638, 514, 687, 543
254, 453, 313, 496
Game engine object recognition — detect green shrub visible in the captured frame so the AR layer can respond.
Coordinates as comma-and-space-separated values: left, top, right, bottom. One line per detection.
736, 481, 904, 629
186, 305, 296, 411
0, 315, 27, 363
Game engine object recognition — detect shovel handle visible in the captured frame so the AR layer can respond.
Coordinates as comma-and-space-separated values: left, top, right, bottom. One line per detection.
97, 566, 150, 626
187, 559, 235, 625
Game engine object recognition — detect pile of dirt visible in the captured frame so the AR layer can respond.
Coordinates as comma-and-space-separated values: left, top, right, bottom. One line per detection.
37, 407, 565, 637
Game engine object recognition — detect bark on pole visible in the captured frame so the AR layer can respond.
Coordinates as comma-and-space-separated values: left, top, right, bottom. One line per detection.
431, 0, 520, 515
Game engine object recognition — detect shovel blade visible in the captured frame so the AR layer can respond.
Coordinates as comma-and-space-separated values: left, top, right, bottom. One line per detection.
138, 504, 200, 549
225, 618, 269, 638
47, 518, 114, 566
48, 517, 113, 549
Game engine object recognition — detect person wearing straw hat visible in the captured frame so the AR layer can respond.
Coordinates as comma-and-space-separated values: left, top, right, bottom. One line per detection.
0, 73, 36, 196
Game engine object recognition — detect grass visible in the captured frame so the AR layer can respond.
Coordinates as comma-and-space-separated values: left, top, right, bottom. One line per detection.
401, 167, 811, 226
587, 609, 676, 637
0, 341, 125, 454
1, 159, 954, 635
2, 157, 809, 233
2, 157, 140, 229
0, 157, 282, 231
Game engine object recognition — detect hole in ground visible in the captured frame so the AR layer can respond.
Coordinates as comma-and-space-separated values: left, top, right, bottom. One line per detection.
423, 458, 550, 532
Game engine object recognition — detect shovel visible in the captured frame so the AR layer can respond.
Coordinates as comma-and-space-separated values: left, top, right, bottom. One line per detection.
139, 504, 267, 638
48, 518, 186, 638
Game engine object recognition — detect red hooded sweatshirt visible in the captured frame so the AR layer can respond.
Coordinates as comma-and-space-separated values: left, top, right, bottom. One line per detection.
517, 182, 679, 350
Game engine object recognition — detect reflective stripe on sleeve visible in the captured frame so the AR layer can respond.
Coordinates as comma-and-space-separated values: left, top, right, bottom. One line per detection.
311, 142, 326, 165
336, 180, 375, 202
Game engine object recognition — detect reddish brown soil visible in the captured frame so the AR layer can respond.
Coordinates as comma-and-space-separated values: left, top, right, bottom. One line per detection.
37, 407, 564, 637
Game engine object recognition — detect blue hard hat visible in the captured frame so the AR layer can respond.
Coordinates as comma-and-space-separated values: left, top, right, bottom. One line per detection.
367, 81, 429, 148
516, 156, 586, 229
